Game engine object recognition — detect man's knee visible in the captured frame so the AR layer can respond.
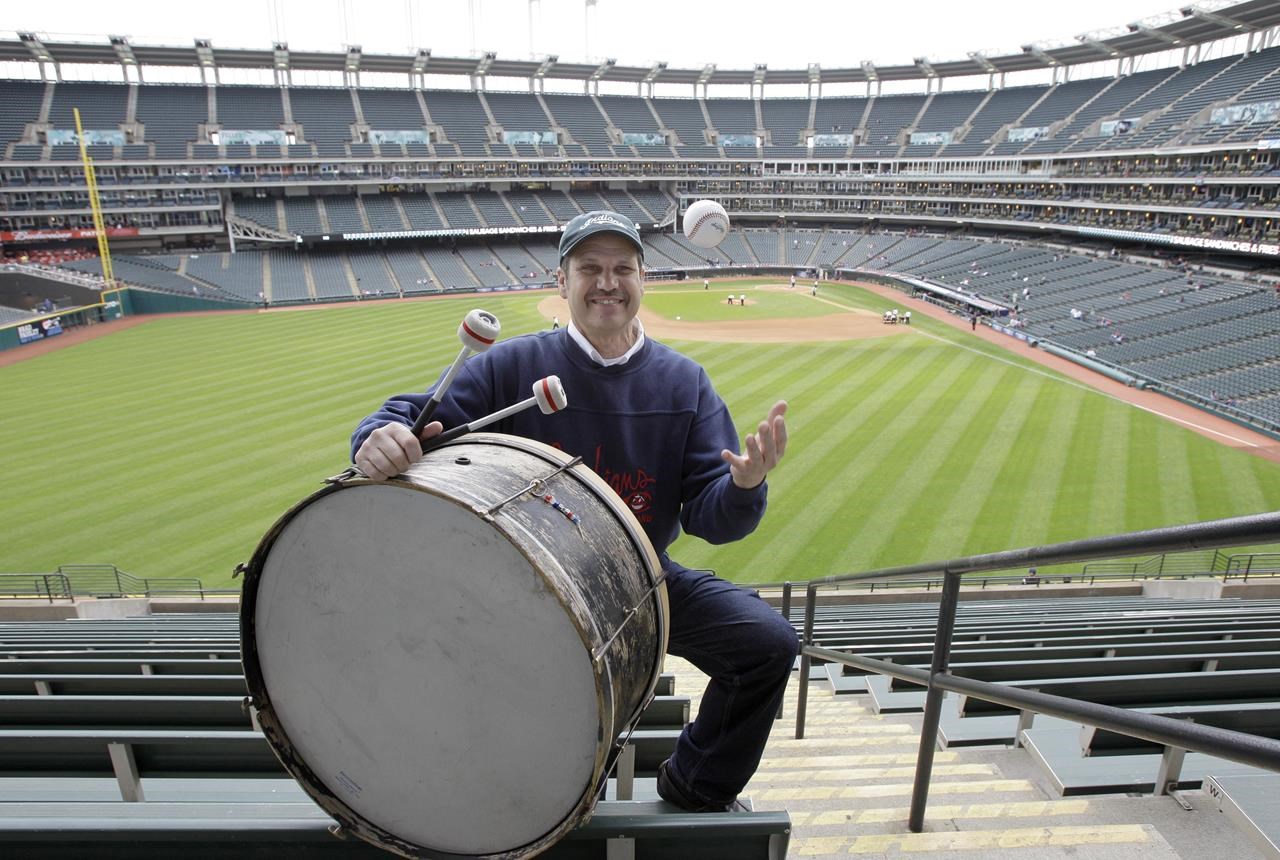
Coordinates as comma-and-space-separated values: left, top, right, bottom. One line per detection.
756, 609, 800, 676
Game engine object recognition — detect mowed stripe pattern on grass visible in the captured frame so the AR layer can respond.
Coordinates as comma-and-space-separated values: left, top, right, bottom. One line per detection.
3, 284, 1279, 587
667, 316, 1280, 579
0, 296, 548, 586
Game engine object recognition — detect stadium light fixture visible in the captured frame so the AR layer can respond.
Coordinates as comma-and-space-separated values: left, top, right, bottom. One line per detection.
194, 39, 216, 68
534, 54, 558, 78
345, 45, 362, 73
590, 57, 616, 81
1075, 34, 1121, 58
1180, 6, 1247, 31
475, 50, 497, 77
411, 49, 431, 73
697, 63, 716, 86
753, 63, 767, 86
967, 52, 998, 74
273, 42, 290, 71
17, 32, 53, 63
1021, 43, 1059, 67
109, 35, 136, 66
807, 63, 821, 84
643, 61, 667, 84
1127, 22, 1183, 46
861, 60, 877, 81
914, 57, 936, 78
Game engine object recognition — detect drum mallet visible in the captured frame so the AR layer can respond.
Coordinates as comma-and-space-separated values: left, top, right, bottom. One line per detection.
410, 308, 501, 439
420, 375, 567, 453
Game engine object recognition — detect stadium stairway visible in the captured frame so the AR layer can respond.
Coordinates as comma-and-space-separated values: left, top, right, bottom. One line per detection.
735, 657, 1274, 859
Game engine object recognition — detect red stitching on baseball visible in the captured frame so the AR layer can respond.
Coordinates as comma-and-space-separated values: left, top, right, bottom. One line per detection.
687, 209, 725, 241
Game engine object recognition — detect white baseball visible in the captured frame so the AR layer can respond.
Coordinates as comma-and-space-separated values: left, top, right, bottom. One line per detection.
682, 200, 730, 249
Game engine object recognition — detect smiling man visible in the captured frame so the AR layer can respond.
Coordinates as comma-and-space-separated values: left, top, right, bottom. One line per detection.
352, 210, 796, 814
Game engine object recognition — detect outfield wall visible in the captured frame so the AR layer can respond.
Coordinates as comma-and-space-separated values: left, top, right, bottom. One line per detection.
0, 287, 252, 352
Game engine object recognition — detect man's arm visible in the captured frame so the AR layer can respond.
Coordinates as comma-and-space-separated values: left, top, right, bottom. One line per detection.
350, 363, 496, 480
678, 386, 788, 544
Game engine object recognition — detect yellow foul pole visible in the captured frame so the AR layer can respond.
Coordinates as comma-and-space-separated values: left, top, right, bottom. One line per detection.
73, 107, 115, 290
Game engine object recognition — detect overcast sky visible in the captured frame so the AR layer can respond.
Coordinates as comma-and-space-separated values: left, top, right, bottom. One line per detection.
8, 0, 1214, 69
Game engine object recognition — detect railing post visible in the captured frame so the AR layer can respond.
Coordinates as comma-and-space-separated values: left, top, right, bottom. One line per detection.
795, 583, 818, 740
778, 582, 793, 719
908, 570, 962, 833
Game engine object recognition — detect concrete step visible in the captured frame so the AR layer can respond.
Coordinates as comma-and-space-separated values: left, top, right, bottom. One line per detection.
664, 656, 1271, 860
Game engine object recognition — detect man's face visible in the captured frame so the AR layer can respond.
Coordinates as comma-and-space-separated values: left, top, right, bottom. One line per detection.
557, 232, 644, 349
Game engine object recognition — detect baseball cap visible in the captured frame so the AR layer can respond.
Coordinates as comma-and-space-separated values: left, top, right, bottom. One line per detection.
558, 210, 644, 263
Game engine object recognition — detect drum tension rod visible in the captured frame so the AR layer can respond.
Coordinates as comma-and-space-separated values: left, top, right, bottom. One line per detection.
598, 700, 657, 799
591, 571, 669, 663
478, 456, 584, 519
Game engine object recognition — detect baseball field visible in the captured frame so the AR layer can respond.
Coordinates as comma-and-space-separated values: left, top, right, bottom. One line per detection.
3, 277, 1279, 588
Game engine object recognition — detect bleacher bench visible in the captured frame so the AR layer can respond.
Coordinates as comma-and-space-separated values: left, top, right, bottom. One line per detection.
0, 800, 791, 859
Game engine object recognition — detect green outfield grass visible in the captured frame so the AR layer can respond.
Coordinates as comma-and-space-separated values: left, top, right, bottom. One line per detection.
642, 285, 842, 322
3, 280, 1278, 589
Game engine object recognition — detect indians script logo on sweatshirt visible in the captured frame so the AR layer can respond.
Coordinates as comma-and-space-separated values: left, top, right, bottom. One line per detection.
592, 445, 655, 522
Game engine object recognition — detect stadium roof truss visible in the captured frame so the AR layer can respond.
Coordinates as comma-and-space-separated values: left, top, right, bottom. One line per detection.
5, 1, 1280, 86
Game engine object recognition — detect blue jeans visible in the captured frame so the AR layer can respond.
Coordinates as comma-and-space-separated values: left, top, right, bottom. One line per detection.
661, 563, 800, 805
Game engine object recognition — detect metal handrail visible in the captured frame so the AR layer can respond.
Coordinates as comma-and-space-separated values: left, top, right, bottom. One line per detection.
794, 511, 1280, 834
748, 550, 1280, 596
0, 573, 73, 603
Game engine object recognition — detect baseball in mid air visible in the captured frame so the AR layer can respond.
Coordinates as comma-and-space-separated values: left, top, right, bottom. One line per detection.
682, 200, 730, 248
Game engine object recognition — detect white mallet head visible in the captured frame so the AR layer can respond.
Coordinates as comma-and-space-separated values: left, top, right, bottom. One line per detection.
459, 309, 501, 353
682, 200, 730, 249
533, 375, 568, 414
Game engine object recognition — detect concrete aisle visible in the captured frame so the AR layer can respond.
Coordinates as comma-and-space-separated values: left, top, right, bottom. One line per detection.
665, 656, 1266, 860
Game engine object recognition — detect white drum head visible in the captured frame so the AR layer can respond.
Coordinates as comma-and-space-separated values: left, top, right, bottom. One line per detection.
255, 483, 599, 855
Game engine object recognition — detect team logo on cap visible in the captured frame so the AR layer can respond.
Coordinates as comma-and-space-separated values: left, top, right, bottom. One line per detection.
584, 214, 633, 231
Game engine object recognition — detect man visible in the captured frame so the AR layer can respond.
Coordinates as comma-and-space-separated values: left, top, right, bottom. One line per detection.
703, 277, 709, 290
352, 211, 797, 814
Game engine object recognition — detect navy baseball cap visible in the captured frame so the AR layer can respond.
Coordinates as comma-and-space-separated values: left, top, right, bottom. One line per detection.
558, 210, 644, 263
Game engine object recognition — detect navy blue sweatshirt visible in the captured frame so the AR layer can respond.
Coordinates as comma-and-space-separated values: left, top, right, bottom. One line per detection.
351, 329, 767, 569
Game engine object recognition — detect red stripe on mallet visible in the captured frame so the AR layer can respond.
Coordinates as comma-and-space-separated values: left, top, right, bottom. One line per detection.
540, 376, 561, 412
461, 319, 497, 346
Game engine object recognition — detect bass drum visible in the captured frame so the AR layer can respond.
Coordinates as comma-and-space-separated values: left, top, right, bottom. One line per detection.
240, 433, 668, 859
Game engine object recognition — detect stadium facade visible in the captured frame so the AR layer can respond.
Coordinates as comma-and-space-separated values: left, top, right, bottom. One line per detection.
1, 3, 1279, 431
